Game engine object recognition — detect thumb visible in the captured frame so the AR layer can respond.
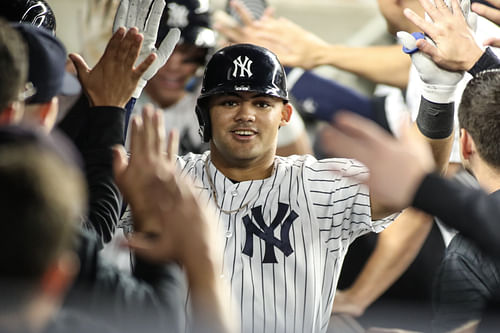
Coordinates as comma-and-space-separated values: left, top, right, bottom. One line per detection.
68, 53, 91, 82
483, 37, 500, 48
157, 28, 181, 62
396, 31, 417, 53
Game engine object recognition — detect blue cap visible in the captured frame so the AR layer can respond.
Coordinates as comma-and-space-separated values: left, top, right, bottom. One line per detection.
12, 23, 80, 104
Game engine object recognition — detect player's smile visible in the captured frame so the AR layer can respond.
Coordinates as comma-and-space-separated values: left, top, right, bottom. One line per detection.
230, 126, 258, 141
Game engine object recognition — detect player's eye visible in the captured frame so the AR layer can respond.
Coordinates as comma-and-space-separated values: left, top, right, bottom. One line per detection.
254, 100, 272, 108
220, 99, 239, 107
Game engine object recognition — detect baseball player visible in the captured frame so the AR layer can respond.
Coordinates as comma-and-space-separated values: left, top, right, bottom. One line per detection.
173, 43, 397, 333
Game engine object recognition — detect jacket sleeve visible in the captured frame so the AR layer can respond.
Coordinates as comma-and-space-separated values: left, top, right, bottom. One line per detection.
412, 173, 500, 257
58, 97, 125, 248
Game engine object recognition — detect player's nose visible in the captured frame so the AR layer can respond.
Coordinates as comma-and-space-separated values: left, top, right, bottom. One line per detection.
234, 101, 256, 122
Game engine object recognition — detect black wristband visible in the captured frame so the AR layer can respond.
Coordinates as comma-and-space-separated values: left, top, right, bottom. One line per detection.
468, 47, 500, 77
416, 96, 454, 139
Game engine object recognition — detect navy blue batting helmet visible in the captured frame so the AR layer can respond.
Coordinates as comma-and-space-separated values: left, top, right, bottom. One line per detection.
195, 43, 288, 142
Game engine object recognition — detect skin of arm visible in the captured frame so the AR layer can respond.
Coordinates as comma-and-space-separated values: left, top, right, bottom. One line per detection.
214, 2, 412, 89
333, 208, 433, 316
306, 44, 411, 89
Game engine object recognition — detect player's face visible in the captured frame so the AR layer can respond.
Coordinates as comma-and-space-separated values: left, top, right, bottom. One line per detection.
144, 44, 205, 108
208, 92, 292, 167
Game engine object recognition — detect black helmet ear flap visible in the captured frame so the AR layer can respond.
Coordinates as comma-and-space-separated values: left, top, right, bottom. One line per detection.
195, 104, 211, 142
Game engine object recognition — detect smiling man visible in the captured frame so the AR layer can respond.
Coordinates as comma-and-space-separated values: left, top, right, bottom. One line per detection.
164, 43, 399, 333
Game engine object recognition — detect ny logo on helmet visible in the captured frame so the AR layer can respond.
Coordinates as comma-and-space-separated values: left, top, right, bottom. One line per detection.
232, 56, 253, 78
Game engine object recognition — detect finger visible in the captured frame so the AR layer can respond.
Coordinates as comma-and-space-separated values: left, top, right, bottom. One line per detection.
68, 53, 91, 82
134, 53, 157, 79
403, 8, 436, 36
157, 28, 181, 62
142, 104, 156, 155
166, 129, 179, 164
137, 0, 154, 31
153, 110, 166, 156
472, 2, 500, 23
320, 124, 372, 161
113, 0, 129, 32
417, 0, 443, 19
484, 0, 500, 6
396, 31, 417, 51
129, 115, 143, 159
213, 10, 239, 27
102, 27, 126, 65
414, 38, 439, 60
456, 0, 469, 18
433, 0, 452, 13
213, 23, 245, 43
127, 233, 164, 262
334, 112, 395, 147
124, 28, 143, 69
127, 0, 140, 27
483, 36, 500, 47
230, 0, 255, 25
395, 113, 413, 142
112, 28, 135, 67
112, 145, 129, 185
144, 0, 166, 44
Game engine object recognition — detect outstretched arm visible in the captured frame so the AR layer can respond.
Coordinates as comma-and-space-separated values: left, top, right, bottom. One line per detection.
113, 106, 234, 333
214, 0, 411, 88
333, 208, 432, 316
59, 27, 158, 247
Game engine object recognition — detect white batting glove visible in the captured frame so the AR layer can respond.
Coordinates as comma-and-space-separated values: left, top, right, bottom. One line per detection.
397, 0, 478, 104
113, 0, 180, 98
397, 31, 463, 104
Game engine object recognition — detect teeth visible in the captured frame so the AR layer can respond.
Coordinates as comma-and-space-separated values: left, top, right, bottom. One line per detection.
234, 130, 254, 136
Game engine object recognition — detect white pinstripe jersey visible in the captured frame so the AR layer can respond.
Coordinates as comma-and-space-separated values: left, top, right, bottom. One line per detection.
178, 152, 394, 333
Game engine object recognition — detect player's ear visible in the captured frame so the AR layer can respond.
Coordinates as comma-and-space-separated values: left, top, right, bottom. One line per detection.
280, 103, 292, 126
460, 128, 475, 162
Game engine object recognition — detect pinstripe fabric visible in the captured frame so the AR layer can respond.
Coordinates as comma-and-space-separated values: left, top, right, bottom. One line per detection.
178, 152, 394, 333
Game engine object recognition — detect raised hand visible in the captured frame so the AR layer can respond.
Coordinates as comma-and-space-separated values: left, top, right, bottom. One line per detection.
113, 104, 217, 265
214, 0, 328, 69
472, 0, 500, 47
320, 112, 435, 211
402, 0, 483, 72
113, 0, 180, 98
69, 27, 156, 108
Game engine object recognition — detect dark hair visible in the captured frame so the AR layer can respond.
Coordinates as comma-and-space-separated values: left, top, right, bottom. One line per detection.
0, 19, 28, 111
459, 69, 500, 168
0, 144, 85, 282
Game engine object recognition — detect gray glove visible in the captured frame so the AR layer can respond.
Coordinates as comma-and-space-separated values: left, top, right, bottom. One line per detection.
397, 30, 463, 103
113, 0, 180, 98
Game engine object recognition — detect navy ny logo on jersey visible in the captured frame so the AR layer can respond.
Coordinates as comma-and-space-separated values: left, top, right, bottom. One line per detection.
242, 203, 298, 263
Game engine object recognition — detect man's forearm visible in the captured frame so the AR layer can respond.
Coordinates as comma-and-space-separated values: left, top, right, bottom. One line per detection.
413, 173, 500, 257
312, 44, 411, 89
